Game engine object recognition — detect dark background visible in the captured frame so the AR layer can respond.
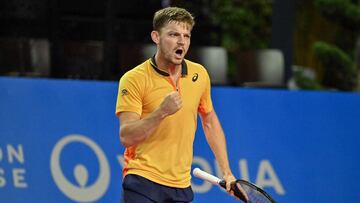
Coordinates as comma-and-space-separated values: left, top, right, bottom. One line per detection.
0, 0, 294, 85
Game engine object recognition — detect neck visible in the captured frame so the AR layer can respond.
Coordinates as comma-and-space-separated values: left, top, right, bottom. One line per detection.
154, 54, 181, 76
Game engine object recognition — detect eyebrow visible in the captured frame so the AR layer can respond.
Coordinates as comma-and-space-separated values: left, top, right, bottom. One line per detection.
167, 30, 191, 35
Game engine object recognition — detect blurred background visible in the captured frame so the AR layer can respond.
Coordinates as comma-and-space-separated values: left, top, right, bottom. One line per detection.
1, 0, 360, 91
2, 1, 360, 203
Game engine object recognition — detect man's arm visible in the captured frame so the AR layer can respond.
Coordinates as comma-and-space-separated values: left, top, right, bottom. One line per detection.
199, 110, 248, 201
199, 110, 233, 179
119, 91, 182, 148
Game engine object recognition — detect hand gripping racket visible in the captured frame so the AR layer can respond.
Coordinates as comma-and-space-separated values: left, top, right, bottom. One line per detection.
193, 168, 277, 203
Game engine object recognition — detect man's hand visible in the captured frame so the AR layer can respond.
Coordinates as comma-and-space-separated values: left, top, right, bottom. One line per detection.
159, 91, 182, 116
224, 174, 249, 202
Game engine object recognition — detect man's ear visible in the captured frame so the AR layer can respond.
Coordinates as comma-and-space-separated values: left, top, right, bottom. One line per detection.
151, 31, 160, 44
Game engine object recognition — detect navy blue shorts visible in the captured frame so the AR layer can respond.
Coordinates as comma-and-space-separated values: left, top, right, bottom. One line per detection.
121, 174, 194, 203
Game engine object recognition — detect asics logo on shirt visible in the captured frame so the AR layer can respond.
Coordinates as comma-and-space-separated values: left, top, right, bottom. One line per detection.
192, 73, 198, 82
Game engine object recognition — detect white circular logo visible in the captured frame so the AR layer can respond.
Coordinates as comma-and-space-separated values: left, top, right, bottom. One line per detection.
50, 134, 110, 202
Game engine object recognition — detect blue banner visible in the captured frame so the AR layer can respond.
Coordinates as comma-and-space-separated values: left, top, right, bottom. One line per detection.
1, 77, 360, 203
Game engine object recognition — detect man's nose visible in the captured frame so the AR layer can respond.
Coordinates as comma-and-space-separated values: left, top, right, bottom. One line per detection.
177, 35, 185, 45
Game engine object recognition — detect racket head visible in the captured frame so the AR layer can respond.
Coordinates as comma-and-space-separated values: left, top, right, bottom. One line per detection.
235, 180, 277, 203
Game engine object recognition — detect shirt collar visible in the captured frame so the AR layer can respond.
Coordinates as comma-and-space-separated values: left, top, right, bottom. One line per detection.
150, 55, 188, 77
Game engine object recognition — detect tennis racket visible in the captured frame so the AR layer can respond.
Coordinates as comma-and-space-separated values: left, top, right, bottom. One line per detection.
193, 168, 276, 203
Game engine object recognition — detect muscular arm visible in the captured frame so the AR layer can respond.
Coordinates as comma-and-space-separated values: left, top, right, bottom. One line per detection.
119, 91, 182, 148
119, 109, 165, 148
200, 110, 249, 201
199, 110, 232, 177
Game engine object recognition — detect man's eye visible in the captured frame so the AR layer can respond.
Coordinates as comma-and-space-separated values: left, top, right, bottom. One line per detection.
170, 33, 180, 37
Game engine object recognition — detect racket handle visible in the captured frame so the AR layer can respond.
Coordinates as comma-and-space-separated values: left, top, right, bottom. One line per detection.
219, 180, 249, 203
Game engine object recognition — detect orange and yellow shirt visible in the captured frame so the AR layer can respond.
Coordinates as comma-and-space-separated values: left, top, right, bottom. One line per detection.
116, 57, 213, 188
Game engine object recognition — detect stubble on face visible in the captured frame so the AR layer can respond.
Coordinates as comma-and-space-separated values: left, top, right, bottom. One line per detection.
157, 21, 192, 67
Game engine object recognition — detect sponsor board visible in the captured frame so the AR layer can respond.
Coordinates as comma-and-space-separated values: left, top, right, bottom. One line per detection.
1, 77, 360, 202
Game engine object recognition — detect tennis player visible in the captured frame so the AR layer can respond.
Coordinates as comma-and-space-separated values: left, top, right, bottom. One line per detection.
116, 7, 248, 203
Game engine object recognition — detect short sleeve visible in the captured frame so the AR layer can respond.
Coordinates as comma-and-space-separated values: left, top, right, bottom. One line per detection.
115, 72, 143, 117
198, 69, 213, 114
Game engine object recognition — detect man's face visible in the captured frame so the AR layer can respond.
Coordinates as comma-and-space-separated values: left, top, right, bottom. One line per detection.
157, 21, 192, 65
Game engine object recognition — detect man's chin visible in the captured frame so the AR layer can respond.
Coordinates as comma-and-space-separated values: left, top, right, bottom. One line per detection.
173, 57, 184, 64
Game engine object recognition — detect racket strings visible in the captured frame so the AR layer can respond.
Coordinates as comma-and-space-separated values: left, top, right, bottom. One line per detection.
241, 184, 273, 203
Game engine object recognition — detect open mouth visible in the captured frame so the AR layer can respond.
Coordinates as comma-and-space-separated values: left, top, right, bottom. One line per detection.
175, 49, 183, 57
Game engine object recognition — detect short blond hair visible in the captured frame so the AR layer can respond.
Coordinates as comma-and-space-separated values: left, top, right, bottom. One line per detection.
153, 7, 195, 31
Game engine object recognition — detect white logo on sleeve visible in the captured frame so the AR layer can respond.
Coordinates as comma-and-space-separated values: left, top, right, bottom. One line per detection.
50, 134, 110, 202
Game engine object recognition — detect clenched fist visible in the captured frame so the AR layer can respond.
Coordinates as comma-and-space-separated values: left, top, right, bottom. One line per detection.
159, 91, 182, 116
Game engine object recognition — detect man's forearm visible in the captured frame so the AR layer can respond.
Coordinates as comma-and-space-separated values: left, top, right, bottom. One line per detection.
205, 126, 232, 176
201, 111, 233, 176
120, 108, 167, 147
202, 112, 249, 201
120, 91, 182, 147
